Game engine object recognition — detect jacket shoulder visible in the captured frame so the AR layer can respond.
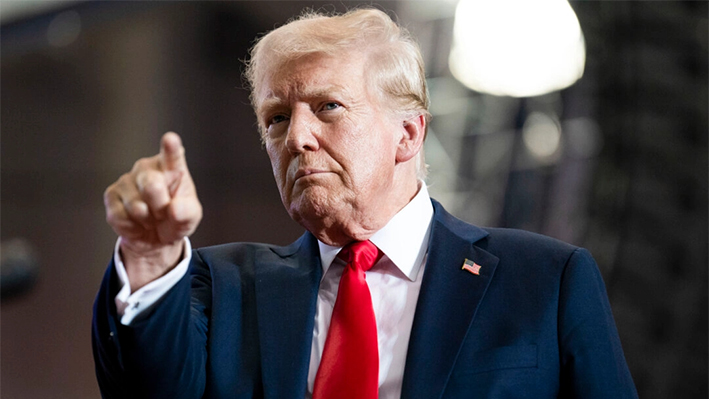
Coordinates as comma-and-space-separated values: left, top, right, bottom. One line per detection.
431, 197, 579, 257
481, 227, 578, 254
478, 227, 597, 282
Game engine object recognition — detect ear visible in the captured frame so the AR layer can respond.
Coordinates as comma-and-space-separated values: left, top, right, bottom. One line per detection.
395, 114, 426, 164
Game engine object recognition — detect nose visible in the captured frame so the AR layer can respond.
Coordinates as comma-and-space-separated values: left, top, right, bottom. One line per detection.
285, 108, 320, 154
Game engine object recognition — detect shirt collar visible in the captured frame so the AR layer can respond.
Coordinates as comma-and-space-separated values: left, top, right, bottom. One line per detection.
317, 182, 434, 281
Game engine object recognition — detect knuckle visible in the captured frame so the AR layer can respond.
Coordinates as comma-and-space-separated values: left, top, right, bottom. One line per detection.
141, 176, 164, 196
103, 186, 115, 204
136, 169, 156, 185
105, 206, 124, 228
131, 157, 154, 173
104, 175, 126, 197
131, 159, 144, 172
115, 172, 135, 190
104, 183, 125, 209
125, 200, 148, 219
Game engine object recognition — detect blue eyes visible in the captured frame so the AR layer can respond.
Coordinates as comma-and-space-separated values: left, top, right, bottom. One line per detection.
267, 103, 341, 127
270, 115, 288, 125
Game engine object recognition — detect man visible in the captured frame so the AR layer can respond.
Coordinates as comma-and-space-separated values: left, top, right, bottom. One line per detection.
93, 8, 638, 399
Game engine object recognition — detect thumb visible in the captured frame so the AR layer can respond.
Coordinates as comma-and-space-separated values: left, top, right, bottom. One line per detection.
160, 132, 187, 172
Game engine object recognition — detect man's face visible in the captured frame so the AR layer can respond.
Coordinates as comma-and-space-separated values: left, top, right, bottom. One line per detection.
256, 51, 405, 244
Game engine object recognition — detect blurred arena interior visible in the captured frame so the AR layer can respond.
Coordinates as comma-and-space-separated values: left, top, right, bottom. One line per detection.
1, 1, 706, 398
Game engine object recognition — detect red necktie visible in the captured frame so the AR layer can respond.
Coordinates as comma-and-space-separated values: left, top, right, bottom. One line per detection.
312, 240, 382, 399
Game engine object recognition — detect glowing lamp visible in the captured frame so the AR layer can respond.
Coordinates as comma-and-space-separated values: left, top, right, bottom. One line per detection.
449, 0, 586, 97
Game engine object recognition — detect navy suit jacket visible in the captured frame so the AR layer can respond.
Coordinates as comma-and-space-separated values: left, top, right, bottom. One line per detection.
93, 200, 638, 398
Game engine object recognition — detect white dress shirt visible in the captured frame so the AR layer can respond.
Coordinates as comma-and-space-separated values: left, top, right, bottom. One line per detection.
114, 236, 192, 325
114, 184, 434, 399
307, 184, 433, 399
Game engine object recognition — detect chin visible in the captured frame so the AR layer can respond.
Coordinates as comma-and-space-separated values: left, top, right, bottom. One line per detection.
287, 187, 340, 224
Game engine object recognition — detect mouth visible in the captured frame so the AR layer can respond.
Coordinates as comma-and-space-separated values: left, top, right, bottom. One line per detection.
294, 168, 329, 182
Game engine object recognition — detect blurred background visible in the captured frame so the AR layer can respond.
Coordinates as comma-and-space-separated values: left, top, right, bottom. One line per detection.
1, 1, 706, 398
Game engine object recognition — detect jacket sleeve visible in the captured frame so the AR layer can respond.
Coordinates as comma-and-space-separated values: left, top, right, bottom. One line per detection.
557, 248, 639, 399
92, 250, 212, 399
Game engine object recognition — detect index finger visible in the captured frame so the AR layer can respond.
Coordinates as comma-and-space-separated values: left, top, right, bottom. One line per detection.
159, 132, 187, 171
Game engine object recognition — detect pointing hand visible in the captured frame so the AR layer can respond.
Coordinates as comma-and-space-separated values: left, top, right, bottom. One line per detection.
104, 132, 202, 290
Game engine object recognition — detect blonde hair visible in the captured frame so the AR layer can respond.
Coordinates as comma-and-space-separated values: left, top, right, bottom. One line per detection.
244, 8, 430, 179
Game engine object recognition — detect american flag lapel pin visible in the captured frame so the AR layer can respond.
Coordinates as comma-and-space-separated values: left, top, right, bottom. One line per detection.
462, 259, 481, 275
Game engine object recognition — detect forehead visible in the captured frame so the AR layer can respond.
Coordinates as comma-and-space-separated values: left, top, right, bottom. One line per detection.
254, 51, 368, 111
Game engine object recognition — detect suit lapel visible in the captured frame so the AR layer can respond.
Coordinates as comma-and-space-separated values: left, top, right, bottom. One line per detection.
401, 201, 499, 399
254, 233, 322, 399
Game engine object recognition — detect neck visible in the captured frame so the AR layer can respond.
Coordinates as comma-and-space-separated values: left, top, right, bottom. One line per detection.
307, 177, 420, 247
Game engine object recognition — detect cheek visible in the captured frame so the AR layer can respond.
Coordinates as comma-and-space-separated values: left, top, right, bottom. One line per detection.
356, 129, 398, 166
266, 146, 288, 183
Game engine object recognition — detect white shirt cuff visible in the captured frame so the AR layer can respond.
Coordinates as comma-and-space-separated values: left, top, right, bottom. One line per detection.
113, 237, 192, 325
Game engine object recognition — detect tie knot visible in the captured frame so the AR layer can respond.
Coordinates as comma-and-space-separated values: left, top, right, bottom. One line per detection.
339, 240, 381, 272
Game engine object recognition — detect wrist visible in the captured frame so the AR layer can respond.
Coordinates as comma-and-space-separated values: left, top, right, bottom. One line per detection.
120, 238, 185, 291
